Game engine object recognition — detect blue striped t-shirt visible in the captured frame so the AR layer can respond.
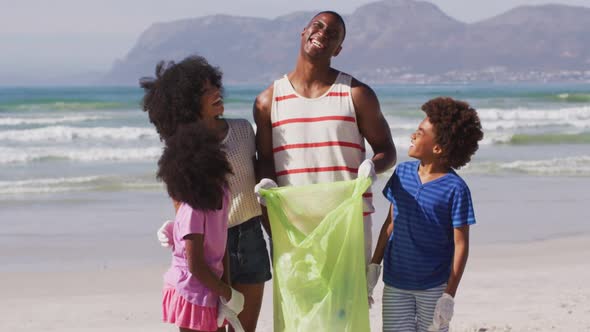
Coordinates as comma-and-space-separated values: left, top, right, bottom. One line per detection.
382, 161, 476, 290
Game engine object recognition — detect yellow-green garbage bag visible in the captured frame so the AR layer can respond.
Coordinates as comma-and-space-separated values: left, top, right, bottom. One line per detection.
259, 177, 371, 332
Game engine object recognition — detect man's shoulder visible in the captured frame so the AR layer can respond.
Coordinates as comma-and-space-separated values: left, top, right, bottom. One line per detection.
256, 74, 290, 99
348, 74, 371, 91
254, 83, 275, 112
349, 75, 378, 105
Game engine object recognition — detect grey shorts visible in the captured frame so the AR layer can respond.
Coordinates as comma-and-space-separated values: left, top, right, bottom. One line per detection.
228, 216, 272, 284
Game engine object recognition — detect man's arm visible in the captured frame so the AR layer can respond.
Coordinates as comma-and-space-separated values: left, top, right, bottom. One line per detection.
351, 79, 396, 173
445, 225, 470, 297
253, 84, 276, 237
253, 84, 276, 182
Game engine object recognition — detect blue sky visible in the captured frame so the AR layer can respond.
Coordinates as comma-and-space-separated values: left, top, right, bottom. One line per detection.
1, 0, 588, 84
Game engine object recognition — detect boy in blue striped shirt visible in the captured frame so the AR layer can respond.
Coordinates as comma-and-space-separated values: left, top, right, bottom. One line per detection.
367, 97, 483, 332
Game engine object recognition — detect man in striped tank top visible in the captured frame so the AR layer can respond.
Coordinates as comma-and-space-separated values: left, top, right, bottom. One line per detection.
253, 11, 396, 272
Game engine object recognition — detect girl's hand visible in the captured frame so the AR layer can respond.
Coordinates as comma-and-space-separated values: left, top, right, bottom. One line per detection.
217, 288, 245, 331
222, 287, 244, 313
157, 220, 174, 247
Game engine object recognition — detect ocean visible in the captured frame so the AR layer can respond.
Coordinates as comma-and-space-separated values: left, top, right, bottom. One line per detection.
1, 83, 589, 272
1, 83, 588, 197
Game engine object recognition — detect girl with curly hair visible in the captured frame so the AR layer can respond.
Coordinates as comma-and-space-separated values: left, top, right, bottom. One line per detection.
141, 55, 271, 332
157, 123, 243, 332
368, 97, 484, 332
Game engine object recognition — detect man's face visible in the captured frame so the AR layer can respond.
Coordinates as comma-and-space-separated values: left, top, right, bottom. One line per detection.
301, 13, 344, 58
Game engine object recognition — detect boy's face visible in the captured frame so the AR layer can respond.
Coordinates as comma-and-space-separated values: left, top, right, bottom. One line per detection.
408, 117, 441, 161
200, 80, 224, 120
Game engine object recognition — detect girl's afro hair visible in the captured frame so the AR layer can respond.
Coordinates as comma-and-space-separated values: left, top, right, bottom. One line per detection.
157, 122, 232, 210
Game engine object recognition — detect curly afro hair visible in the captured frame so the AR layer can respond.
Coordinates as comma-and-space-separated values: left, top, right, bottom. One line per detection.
140, 55, 223, 141
157, 122, 232, 211
421, 97, 484, 169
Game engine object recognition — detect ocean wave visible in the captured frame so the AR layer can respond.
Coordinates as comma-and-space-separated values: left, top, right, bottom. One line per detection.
385, 106, 590, 132
465, 156, 590, 176
0, 126, 158, 142
388, 122, 420, 131
0, 176, 101, 195
478, 106, 590, 130
0, 147, 162, 164
478, 106, 590, 121
494, 90, 590, 103
507, 132, 590, 145
0, 100, 134, 112
0, 175, 162, 195
553, 93, 590, 103
392, 132, 504, 148
0, 115, 108, 126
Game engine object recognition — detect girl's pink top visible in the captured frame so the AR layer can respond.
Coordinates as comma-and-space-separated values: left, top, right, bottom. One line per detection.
163, 188, 230, 307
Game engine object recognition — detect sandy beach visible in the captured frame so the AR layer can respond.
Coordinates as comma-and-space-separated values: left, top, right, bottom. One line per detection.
1, 174, 589, 331
2, 235, 589, 331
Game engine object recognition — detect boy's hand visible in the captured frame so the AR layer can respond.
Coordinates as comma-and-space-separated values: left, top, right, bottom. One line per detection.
428, 293, 454, 331
366, 263, 381, 308
254, 178, 277, 206
156, 220, 173, 248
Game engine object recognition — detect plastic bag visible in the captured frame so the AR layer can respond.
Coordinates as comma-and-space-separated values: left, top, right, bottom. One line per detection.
260, 177, 371, 332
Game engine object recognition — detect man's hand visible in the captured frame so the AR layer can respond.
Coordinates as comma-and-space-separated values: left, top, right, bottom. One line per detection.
156, 220, 173, 248
217, 288, 245, 332
428, 293, 454, 331
366, 263, 381, 308
254, 178, 278, 206
358, 159, 377, 183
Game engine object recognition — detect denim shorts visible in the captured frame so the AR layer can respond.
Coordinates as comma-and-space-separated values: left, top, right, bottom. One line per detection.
228, 216, 272, 284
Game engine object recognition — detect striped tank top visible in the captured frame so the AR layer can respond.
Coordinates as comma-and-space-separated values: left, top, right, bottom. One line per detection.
270, 72, 374, 215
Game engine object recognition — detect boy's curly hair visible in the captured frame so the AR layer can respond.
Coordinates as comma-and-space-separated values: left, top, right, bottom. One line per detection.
157, 123, 232, 211
421, 97, 484, 169
140, 56, 223, 141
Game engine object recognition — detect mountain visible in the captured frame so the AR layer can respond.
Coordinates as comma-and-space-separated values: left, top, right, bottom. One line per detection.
102, 0, 590, 85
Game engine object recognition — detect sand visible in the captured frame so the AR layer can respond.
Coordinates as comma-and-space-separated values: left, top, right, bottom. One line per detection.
2, 235, 589, 331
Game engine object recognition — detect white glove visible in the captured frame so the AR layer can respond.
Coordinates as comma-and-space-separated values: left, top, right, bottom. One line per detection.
428, 293, 454, 331
254, 178, 277, 206
217, 288, 245, 332
358, 159, 377, 183
366, 263, 381, 308
156, 220, 173, 248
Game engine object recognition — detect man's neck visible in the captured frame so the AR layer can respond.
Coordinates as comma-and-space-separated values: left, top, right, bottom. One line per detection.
289, 59, 339, 98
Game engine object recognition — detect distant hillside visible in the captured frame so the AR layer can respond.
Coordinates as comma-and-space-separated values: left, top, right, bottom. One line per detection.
102, 0, 590, 84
